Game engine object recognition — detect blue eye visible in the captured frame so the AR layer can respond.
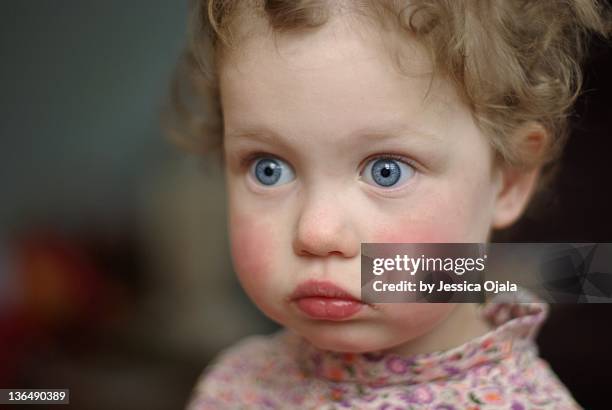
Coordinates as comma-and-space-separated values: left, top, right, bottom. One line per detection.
361, 157, 415, 188
251, 157, 295, 186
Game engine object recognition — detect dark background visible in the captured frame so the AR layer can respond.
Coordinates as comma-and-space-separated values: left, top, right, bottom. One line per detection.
0, 1, 611, 409
493, 32, 612, 408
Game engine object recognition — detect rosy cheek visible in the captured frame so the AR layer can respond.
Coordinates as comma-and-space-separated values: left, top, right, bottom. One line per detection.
229, 213, 289, 323
229, 213, 273, 282
370, 219, 465, 243
372, 227, 443, 243
368, 184, 478, 243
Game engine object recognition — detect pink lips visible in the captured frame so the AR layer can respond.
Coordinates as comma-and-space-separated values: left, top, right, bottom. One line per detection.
290, 280, 364, 320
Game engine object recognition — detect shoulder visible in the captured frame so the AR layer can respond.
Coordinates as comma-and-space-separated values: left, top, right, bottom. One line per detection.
522, 355, 583, 409
186, 329, 306, 410
480, 347, 583, 410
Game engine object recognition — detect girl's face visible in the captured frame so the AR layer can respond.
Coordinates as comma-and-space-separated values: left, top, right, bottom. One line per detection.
220, 17, 503, 353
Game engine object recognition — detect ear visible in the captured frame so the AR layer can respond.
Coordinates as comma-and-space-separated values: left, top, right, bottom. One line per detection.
492, 123, 549, 230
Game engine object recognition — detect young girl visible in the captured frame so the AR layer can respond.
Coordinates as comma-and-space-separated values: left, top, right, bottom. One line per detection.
165, 1, 609, 408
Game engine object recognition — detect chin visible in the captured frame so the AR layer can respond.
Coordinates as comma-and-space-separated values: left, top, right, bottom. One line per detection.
296, 321, 400, 353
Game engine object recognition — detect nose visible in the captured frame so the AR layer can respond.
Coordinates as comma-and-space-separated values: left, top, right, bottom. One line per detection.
293, 189, 360, 258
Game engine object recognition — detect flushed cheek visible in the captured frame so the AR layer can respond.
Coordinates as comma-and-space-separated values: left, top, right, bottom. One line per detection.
229, 213, 284, 318
369, 218, 468, 243
368, 194, 476, 243
229, 214, 273, 280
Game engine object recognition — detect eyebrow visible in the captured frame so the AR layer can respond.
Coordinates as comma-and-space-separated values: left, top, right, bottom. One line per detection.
224, 122, 445, 146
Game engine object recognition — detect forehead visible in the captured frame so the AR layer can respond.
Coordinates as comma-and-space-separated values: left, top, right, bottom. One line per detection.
218, 14, 460, 143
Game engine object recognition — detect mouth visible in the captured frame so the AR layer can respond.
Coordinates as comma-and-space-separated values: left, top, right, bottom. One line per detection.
289, 279, 366, 320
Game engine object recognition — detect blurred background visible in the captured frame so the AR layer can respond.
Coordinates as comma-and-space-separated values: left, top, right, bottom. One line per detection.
0, 1, 610, 409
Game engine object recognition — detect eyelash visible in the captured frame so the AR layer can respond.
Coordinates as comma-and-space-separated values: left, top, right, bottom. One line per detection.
358, 153, 420, 174
239, 151, 273, 170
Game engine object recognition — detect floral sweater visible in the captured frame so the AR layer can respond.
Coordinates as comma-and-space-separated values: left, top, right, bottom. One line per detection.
186, 294, 580, 409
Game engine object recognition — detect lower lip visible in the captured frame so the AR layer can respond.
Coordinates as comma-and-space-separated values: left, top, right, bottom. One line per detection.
295, 297, 364, 320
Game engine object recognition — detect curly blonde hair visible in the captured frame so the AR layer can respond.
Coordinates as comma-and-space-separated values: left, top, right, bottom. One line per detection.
163, 0, 609, 207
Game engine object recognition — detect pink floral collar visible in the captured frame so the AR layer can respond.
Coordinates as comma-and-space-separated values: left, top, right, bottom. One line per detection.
294, 293, 548, 387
